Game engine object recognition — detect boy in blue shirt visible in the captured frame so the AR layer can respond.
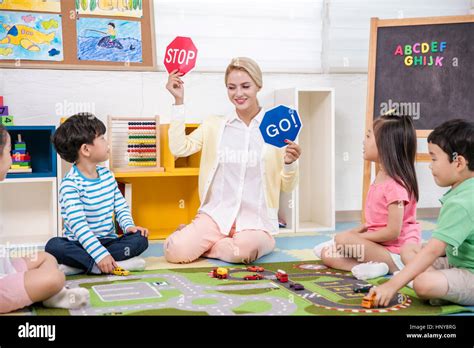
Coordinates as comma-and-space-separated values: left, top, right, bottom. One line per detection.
46, 113, 149, 275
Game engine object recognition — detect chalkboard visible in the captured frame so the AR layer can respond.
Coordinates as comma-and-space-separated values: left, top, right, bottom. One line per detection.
367, 16, 473, 131
362, 15, 474, 221
0, 0, 157, 71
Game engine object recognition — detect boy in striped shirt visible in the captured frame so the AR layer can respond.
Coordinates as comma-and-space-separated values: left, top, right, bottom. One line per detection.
45, 113, 149, 275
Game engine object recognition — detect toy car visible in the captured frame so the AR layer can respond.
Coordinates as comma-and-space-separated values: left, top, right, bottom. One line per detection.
153, 281, 168, 286
275, 270, 288, 283
244, 274, 264, 281
353, 284, 373, 293
212, 267, 228, 279
112, 267, 130, 276
246, 265, 264, 272
289, 282, 305, 291
361, 293, 376, 309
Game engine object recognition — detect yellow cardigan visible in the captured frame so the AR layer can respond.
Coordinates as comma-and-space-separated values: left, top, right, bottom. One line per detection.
168, 107, 299, 222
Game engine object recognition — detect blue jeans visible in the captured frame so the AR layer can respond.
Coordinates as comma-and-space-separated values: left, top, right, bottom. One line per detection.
45, 232, 148, 274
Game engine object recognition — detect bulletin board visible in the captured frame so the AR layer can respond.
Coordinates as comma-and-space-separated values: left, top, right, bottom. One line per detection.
0, 0, 157, 71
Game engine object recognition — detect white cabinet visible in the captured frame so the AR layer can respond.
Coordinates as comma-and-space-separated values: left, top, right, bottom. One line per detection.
0, 126, 59, 247
0, 177, 58, 246
276, 88, 335, 233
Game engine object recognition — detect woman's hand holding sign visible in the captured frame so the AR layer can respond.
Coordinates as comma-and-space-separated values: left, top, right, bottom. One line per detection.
284, 139, 301, 164
166, 69, 185, 105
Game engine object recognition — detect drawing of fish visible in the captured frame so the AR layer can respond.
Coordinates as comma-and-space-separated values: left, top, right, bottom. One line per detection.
0, 24, 55, 51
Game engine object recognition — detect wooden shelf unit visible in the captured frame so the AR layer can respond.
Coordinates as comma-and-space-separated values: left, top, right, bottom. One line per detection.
113, 123, 201, 240
275, 88, 335, 233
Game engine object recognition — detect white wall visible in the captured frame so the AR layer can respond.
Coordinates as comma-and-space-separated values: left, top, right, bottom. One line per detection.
1, 0, 468, 211
0, 68, 449, 211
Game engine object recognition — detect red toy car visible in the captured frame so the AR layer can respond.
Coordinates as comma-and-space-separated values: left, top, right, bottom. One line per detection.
276, 270, 288, 283
246, 266, 265, 272
244, 274, 264, 281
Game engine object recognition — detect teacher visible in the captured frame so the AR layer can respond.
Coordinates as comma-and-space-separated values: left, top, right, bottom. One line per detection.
164, 57, 301, 264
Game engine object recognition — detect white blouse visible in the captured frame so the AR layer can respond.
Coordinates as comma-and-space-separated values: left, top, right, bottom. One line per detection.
199, 108, 278, 236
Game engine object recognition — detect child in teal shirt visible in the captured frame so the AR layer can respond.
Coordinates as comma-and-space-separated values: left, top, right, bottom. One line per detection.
370, 119, 474, 307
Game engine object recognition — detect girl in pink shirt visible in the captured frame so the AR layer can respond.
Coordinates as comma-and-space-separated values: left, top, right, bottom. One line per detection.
320, 115, 421, 279
0, 125, 89, 313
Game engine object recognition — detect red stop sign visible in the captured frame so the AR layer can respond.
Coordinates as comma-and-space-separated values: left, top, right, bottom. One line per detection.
164, 36, 198, 75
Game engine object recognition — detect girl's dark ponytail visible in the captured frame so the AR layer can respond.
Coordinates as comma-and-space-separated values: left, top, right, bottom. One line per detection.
373, 115, 419, 201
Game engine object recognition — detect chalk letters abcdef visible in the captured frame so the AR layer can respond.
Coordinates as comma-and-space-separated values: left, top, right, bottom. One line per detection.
393, 41, 447, 67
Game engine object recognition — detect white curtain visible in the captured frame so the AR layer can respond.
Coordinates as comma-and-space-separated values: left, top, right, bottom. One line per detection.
154, 0, 471, 73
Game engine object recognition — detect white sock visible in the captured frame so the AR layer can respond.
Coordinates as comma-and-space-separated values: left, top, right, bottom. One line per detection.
58, 264, 84, 276
313, 238, 335, 259
43, 287, 90, 309
351, 261, 389, 280
116, 257, 146, 271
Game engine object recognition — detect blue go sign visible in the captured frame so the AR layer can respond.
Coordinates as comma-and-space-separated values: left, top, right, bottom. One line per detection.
259, 105, 302, 148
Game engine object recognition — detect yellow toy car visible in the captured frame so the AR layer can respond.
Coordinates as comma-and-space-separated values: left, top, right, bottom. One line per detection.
112, 267, 130, 276
212, 267, 228, 279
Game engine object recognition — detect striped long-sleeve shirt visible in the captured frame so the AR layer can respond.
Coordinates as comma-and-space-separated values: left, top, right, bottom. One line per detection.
59, 165, 135, 263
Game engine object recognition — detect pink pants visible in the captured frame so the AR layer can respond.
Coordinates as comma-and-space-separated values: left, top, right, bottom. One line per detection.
164, 213, 276, 264
0, 258, 33, 314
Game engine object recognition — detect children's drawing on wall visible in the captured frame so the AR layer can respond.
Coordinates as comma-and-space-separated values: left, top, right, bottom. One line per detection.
0, 11, 63, 61
76, 0, 143, 18
77, 17, 142, 63
0, 0, 61, 12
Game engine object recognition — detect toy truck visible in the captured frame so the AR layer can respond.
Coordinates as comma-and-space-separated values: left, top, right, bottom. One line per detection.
275, 269, 288, 283
361, 293, 376, 309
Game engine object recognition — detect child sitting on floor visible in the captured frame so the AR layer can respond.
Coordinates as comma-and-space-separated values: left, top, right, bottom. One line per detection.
45, 113, 149, 275
0, 125, 89, 314
315, 115, 421, 280
369, 119, 474, 307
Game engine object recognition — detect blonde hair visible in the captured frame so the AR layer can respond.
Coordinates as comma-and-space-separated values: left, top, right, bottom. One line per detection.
225, 57, 263, 89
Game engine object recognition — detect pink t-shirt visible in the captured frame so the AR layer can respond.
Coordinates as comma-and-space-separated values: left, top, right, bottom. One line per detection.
365, 177, 421, 254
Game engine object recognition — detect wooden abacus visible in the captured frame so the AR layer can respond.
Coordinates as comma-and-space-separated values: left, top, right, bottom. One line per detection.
107, 115, 164, 173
